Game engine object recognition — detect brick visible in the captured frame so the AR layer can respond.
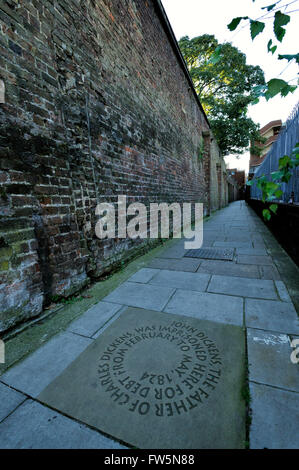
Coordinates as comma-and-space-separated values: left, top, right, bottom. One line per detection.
0, 260, 9, 271
0, 0, 228, 332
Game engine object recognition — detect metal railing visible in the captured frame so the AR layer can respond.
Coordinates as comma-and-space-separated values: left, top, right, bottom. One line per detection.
250, 100, 299, 203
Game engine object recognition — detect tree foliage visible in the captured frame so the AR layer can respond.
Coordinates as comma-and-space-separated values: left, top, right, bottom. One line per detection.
227, 0, 299, 101
179, 34, 265, 155
231, 1, 299, 220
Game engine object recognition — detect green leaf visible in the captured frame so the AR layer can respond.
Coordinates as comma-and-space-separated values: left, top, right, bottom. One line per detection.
281, 172, 292, 183
278, 155, 291, 169
265, 78, 291, 99
246, 180, 254, 186
209, 46, 222, 64
274, 11, 290, 42
262, 3, 277, 11
266, 181, 279, 192
267, 39, 277, 54
227, 17, 248, 31
274, 11, 291, 28
262, 209, 271, 221
280, 84, 296, 97
258, 175, 267, 183
257, 178, 266, 190
271, 170, 284, 181
250, 20, 265, 40
253, 84, 267, 97
278, 54, 299, 63
275, 190, 283, 198
269, 204, 278, 214
270, 45, 277, 54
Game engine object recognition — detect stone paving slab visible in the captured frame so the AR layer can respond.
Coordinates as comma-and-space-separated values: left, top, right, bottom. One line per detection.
164, 289, 243, 326
211, 236, 230, 242
275, 280, 292, 302
222, 234, 252, 242
201, 236, 218, 244
127, 268, 160, 283
202, 229, 219, 236
213, 241, 253, 249
196, 260, 260, 279
252, 242, 267, 249
67, 302, 123, 338
147, 257, 201, 272
0, 382, 26, 422
149, 269, 210, 292
249, 382, 299, 449
203, 224, 228, 232
103, 282, 175, 311
236, 248, 267, 255
158, 244, 186, 259
0, 332, 93, 397
38, 308, 246, 449
258, 265, 281, 280
237, 255, 273, 266
0, 400, 125, 449
208, 275, 278, 300
245, 299, 299, 334
228, 227, 254, 232
253, 225, 269, 232
200, 240, 214, 247
91, 306, 129, 339
247, 328, 299, 391
251, 233, 265, 242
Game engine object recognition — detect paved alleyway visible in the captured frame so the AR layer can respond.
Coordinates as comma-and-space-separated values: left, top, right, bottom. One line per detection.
0, 201, 298, 448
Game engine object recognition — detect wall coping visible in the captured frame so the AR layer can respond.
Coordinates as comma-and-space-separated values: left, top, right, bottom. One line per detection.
155, 0, 210, 129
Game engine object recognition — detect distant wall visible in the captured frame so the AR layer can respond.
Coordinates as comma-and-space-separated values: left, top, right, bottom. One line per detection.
0, 0, 221, 332
228, 176, 240, 203
210, 140, 228, 211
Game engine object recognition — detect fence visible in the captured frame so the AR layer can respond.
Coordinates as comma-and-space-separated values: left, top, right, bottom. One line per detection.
250, 100, 299, 203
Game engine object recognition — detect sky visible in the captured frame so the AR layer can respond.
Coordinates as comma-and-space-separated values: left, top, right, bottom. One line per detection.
161, 0, 299, 173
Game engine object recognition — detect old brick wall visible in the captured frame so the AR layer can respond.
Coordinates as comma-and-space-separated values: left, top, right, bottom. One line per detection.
0, 0, 220, 332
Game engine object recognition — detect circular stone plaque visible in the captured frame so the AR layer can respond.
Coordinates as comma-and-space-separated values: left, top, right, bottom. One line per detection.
97, 318, 223, 418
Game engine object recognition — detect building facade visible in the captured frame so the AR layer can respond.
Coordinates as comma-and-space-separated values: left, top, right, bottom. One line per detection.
249, 120, 283, 179
227, 169, 245, 190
